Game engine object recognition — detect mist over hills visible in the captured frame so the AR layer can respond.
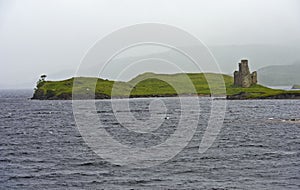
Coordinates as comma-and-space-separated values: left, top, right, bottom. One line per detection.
210, 45, 300, 74
75, 44, 300, 82
257, 62, 300, 86
3, 44, 300, 89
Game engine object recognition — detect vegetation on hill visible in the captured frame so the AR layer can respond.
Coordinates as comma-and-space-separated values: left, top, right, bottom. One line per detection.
32, 73, 300, 100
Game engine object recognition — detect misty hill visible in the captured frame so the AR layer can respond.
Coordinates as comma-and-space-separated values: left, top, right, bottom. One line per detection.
2, 44, 300, 89
210, 45, 300, 74
257, 62, 300, 86
106, 44, 300, 79
11, 44, 299, 89
39, 44, 300, 84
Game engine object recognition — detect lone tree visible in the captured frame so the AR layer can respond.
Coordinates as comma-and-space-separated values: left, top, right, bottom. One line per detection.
33, 74, 48, 99
40, 74, 47, 81
35, 74, 47, 89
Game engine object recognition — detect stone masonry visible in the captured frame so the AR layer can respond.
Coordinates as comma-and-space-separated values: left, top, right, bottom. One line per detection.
234, 59, 257, 88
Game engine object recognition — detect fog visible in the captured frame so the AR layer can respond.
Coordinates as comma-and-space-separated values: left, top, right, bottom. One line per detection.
0, 0, 300, 88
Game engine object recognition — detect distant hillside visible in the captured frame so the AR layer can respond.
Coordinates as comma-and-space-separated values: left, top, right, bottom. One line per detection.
210, 45, 300, 74
56, 44, 300, 82
257, 63, 300, 86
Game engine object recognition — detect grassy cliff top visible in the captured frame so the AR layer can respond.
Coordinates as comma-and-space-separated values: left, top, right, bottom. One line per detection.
32, 72, 300, 100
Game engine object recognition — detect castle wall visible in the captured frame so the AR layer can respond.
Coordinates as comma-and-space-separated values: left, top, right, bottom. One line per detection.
251, 71, 257, 84
233, 60, 257, 88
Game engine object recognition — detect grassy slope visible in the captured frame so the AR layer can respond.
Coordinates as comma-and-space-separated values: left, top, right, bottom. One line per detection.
34, 73, 300, 99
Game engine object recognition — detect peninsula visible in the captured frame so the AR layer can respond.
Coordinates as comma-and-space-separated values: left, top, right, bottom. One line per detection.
32, 71, 300, 100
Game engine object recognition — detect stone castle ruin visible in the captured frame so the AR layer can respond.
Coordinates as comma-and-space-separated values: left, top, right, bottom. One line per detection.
234, 59, 257, 88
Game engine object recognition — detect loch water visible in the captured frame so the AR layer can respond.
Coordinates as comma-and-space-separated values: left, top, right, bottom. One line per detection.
0, 89, 300, 189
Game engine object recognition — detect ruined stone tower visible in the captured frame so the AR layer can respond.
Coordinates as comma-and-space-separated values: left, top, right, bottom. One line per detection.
234, 59, 257, 88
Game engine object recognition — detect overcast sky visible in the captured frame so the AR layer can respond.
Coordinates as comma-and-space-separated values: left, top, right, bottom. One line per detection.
0, 0, 300, 88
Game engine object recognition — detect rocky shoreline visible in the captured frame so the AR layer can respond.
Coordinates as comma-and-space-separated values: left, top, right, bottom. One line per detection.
226, 92, 300, 100
32, 92, 300, 100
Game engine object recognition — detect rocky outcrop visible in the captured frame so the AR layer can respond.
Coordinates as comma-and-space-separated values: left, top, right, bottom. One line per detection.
226, 92, 251, 100
31, 90, 111, 100
227, 92, 300, 100
292, 84, 300, 89
234, 60, 257, 87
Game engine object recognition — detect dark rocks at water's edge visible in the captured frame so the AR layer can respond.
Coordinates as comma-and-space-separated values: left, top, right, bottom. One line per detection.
227, 92, 300, 100
32, 91, 300, 100
31, 91, 110, 100
226, 92, 250, 100
31, 93, 181, 100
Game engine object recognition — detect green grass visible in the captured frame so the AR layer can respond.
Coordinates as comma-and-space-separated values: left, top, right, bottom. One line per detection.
33, 72, 300, 99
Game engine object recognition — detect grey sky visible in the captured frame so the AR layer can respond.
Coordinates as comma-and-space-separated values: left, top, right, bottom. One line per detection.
0, 0, 300, 88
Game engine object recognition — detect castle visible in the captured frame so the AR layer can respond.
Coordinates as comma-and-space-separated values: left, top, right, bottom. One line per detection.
234, 59, 257, 88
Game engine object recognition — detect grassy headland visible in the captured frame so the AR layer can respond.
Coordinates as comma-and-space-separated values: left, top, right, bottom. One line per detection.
32, 73, 300, 100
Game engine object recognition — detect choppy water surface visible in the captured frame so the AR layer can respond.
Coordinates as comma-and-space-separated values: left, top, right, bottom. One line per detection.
0, 89, 300, 189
